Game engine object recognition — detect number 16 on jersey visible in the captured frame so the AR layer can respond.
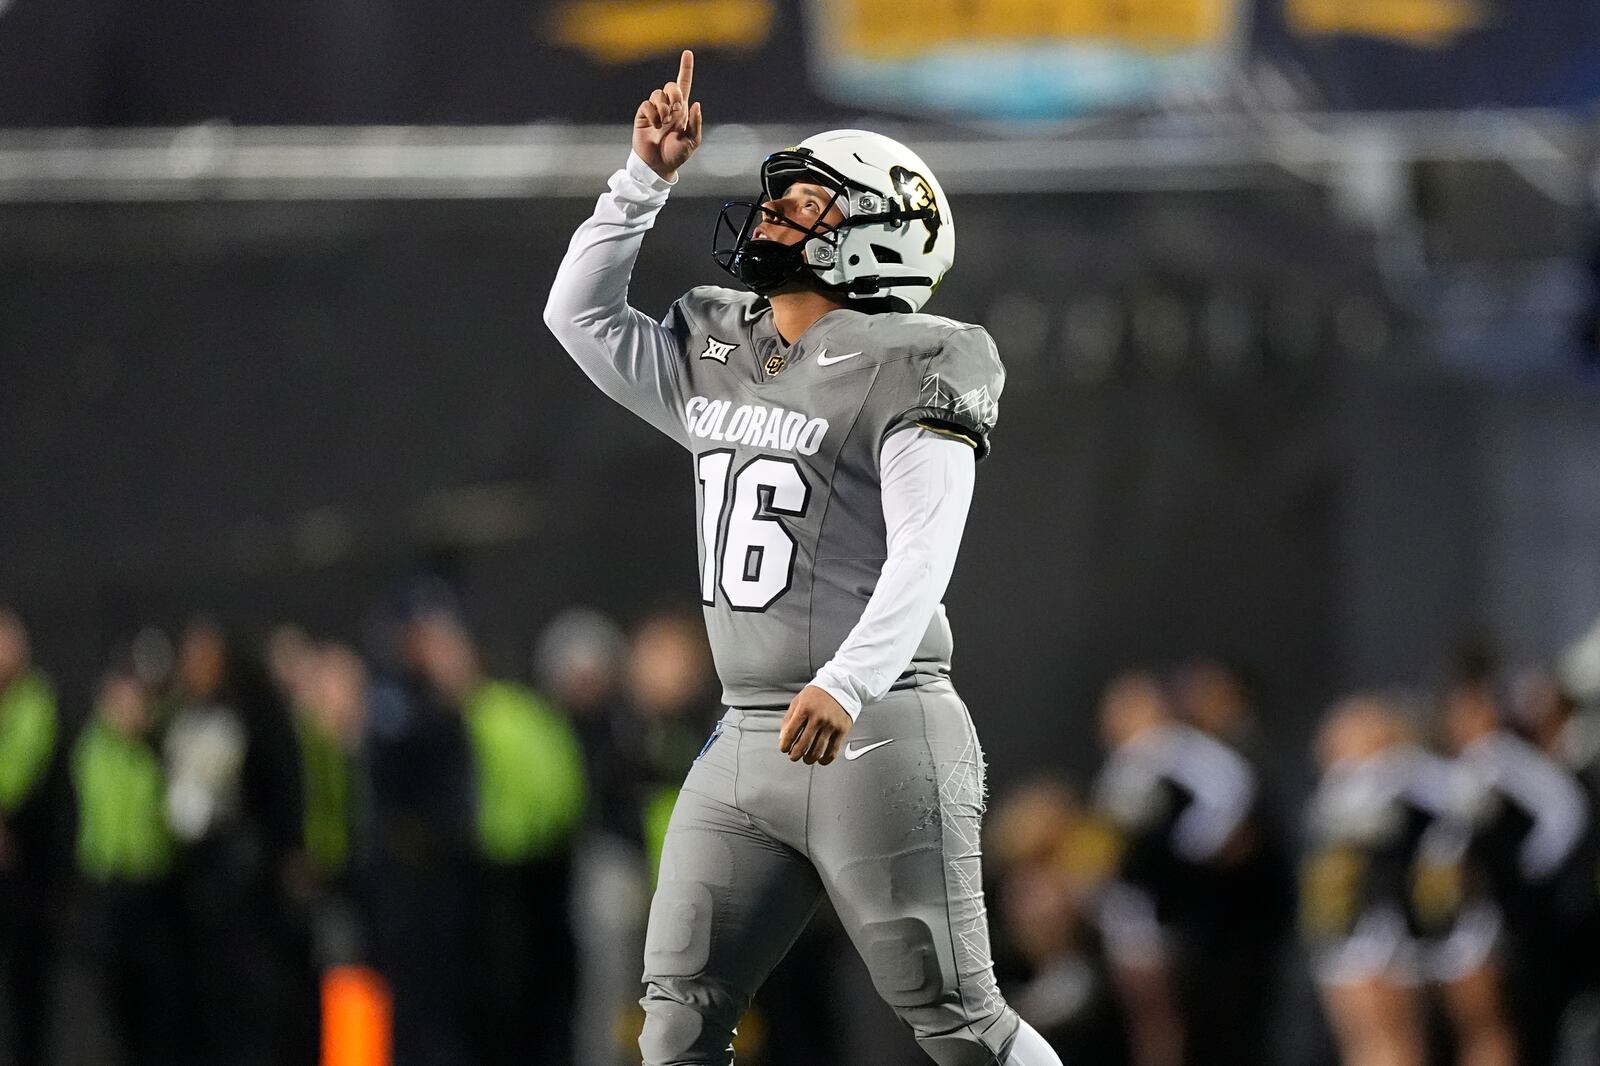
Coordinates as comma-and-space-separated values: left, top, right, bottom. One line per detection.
696, 451, 813, 612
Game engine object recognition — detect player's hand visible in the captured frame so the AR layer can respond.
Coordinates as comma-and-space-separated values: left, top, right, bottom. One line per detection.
778, 685, 852, 766
633, 49, 703, 183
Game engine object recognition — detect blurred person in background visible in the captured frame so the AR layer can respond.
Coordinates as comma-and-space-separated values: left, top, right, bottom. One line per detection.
536, 607, 632, 844
72, 660, 190, 1066
266, 625, 368, 902
262, 624, 328, 963
165, 615, 309, 1066
1440, 654, 1599, 1066
293, 642, 372, 958
363, 583, 475, 1066
1167, 656, 1295, 1054
0, 608, 62, 1066
1509, 664, 1600, 1057
410, 607, 587, 1066
621, 607, 718, 878
271, 629, 376, 1039
536, 607, 649, 1066
1509, 659, 1600, 1060
1171, 656, 1262, 761
1301, 693, 1515, 1066
1510, 665, 1600, 799
264, 624, 317, 709
1092, 670, 1292, 1066
987, 779, 1128, 1065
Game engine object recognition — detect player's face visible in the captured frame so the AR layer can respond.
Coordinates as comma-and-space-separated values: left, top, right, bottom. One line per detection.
753, 181, 845, 244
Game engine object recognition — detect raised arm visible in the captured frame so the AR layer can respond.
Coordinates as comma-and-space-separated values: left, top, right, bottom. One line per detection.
542, 50, 705, 448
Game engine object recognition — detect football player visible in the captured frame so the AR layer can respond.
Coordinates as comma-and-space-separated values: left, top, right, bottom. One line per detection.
544, 50, 1062, 1066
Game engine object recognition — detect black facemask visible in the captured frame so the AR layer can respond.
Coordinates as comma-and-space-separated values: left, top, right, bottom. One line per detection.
725, 237, 807, 295
712, 201, 833, 296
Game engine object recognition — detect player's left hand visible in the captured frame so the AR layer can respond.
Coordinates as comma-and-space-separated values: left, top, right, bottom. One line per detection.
779, 685, 852, 765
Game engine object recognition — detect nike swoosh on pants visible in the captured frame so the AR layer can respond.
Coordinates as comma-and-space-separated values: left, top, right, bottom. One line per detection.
842, 738, 895, 760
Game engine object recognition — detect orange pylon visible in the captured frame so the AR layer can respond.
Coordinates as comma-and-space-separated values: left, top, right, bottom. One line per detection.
322, 965, 392, 1066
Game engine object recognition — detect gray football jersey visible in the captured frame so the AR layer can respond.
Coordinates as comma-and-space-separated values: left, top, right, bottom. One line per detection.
651, 286, 1005, 710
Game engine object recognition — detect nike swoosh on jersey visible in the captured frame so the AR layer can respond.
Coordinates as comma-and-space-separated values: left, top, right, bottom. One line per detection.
842, 738, 896, 761
815, 349, 863, 367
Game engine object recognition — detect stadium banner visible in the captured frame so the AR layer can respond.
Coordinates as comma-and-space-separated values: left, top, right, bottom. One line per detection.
534, 0, 852, 122
544, 0, 778, 63
804, 0, 1248, 121
1251, 0, 1600, 109
3, 0, 1598, 124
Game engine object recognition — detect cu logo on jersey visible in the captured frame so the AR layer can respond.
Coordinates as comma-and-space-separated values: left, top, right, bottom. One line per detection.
890, 166, 941, 255
700, 336, 738, 363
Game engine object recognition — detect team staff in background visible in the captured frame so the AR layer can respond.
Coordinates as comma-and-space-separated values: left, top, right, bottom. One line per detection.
409, 609, 587, 1066
0, 609, 62, 1066
73, 662, 189, 1066
165, 618, 312, 1066
544, 49, 1062, 1066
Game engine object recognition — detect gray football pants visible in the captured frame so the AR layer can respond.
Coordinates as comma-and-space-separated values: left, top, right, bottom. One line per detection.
638, 681, 1021, 1066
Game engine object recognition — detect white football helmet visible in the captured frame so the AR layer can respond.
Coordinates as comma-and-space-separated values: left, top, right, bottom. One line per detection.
712, 129, 955, 314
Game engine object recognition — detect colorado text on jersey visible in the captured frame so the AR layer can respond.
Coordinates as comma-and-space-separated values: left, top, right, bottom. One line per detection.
683, 396, 829, 456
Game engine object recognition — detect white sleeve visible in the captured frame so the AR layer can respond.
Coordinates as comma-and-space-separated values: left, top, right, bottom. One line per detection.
1493, 744, 1587, 880
1166, 735, 1255, 862
809, 428, 975, 719
542, 152, 691, 448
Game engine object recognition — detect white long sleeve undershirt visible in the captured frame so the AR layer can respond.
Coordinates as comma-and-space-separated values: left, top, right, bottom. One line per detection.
544, 152, 976, 722
812, 428, 974, 719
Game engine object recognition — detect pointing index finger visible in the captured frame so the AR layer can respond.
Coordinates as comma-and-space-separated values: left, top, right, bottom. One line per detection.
677, 49, 694, 102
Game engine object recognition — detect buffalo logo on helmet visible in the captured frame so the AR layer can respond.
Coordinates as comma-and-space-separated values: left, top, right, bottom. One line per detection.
890, 165, 940, 255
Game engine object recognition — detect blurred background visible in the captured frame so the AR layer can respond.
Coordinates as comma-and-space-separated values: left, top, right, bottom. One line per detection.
3, 1, 1600, 1064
